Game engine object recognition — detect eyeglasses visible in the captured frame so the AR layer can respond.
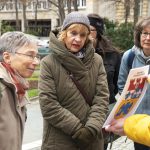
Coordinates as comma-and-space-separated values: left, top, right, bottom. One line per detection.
15, 52, 40, 61
141, 32, 150, 38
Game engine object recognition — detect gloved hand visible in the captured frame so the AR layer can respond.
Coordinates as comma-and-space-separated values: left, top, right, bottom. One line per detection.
72, 127, 95, 149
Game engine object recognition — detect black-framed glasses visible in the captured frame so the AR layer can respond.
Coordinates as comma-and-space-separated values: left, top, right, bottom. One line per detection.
15, 52, 40, 61
141, 32, 150, 38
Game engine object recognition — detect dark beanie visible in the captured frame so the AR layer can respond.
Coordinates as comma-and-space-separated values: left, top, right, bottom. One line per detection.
88, 16, 104, 35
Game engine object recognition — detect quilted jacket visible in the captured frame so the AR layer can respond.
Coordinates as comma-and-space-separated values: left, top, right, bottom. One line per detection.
38, 32, 109, 150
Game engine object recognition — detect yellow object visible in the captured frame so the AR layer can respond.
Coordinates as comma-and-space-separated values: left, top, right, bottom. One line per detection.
147, 74, 150, 84
124, 114, 150, 147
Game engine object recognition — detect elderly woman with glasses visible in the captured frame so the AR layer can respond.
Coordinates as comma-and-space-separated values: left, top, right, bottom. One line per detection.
0, 31, 39, 150
105, 17, 150, 150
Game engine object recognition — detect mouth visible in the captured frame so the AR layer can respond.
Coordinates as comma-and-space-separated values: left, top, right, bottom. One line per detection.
27, 68, 35, 72
144, 43, 150, 46
72, 44, 80, 49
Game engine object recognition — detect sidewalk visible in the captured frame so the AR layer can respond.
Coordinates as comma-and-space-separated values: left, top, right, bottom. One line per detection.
22, 136, 134, 150
107, 136, 134, 150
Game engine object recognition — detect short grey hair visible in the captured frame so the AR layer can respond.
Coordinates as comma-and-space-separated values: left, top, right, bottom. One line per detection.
0, 31, 36, 56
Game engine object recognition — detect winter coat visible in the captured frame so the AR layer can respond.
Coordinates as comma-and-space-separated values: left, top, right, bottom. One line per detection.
38, 32, 109, 150
96, 50, 121, 104
124, 114, 150, 147
0, 63, 27, 150
118, 45, 150, 114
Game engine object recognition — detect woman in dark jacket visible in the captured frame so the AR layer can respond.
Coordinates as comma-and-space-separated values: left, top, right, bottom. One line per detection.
88, 14, 121, 149
88, 14, 121, 105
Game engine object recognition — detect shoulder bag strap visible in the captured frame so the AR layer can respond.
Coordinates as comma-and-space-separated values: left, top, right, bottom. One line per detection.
69, 74, 92, 106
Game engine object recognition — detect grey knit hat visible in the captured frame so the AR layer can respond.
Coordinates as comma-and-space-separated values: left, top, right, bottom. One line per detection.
61, 11, 90, 31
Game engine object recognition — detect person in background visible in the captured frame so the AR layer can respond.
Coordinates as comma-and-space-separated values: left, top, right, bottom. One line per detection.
87, 13, 121, 150
106, 16, 150, 150
0, 31, 39, 150
87, 14, 121, 105
105, 114, 150, 147
38, 11, 109, 150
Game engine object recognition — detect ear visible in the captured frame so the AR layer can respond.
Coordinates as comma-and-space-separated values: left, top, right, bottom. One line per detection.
2, 52, 11, 64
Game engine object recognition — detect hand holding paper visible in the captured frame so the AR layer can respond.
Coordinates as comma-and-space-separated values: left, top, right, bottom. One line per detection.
105, 118, 126, 136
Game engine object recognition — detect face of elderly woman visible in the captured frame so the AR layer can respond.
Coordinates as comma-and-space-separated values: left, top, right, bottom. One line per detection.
140, 25, 150, 56
4, 43, 39, 78
64, 25, 89, 53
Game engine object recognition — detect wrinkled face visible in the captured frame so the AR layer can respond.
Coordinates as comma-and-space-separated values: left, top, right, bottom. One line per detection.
64, 26, 89, 53
140, 25, 150, 56
5, 43, 39, 78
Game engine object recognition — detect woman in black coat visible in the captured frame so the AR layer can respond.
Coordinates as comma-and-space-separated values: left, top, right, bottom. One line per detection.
88, 14, 121, 105
88, 13, 121, 150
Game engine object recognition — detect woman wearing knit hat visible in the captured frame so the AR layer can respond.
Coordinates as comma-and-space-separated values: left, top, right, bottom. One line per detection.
88, 13, 121, 150
38, 11, 109, 150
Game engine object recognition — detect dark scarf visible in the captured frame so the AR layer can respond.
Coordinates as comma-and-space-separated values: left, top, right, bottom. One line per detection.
1, 62, 29, 103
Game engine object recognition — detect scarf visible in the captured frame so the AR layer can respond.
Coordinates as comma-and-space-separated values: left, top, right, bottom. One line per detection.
72, 48, 85, 59
1, 62, 29, 103
133, 45, 150, 64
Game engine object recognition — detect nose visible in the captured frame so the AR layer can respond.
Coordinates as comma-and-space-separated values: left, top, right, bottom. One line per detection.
33, 57, 40, 65
75, 35, 82, 42
146, 34, 150, 39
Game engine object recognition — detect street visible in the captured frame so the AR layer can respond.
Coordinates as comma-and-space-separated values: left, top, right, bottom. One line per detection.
22, 100, 42, 150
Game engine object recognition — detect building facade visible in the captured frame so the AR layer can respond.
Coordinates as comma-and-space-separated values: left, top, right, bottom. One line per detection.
0, 0, 150, 36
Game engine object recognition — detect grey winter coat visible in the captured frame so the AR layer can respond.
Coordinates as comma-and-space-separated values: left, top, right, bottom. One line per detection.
0, 63, 27, 150
38, 33, 109, 150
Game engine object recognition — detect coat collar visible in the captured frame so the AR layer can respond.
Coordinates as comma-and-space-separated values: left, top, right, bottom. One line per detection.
49, 32, 95, 76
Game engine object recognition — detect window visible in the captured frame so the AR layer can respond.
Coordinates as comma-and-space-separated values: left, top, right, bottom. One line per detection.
64, 0, 86, 8
78, 0, 86, 7
5, 2, 14, 10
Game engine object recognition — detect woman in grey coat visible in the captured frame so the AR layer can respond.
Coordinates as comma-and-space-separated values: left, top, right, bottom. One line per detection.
0, 31, 39, 150
38, 11, 109, 150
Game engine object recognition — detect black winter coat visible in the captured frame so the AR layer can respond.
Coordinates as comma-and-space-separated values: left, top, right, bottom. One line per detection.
96, 49, 121, 104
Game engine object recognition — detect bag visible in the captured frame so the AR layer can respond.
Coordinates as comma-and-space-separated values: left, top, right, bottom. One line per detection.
127, 50, 135, 71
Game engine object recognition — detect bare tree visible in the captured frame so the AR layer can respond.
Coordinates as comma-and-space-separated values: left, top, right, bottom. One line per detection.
22, 2, 27, 32
133, 0, 140, 25
34, 0, 38, 31
66, 0, 78, 14
67, 0, 71, 13
14, 0, 20, 30
47, 0, 65, 25
19, 0, 33, 32
124, 0, 130, 24
107, 0, 140, 25
72, 0, 78, 11
47, 0, 79, 26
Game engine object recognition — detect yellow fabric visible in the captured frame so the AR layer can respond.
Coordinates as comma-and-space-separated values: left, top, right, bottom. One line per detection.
124, 114, 150, 147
